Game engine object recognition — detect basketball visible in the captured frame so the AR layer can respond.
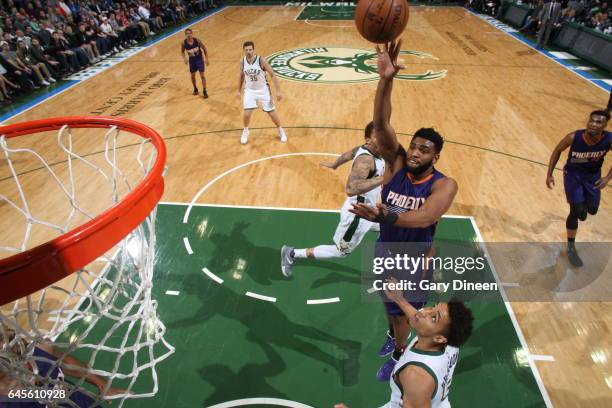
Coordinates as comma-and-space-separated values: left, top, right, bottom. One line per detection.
354, 0, 409, 43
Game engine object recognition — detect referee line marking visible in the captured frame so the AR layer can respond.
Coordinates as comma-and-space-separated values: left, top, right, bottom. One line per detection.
245, 291, 277, 303
183, 237, 194, 254
202, 267, 224, 284
307, 297, 340, 305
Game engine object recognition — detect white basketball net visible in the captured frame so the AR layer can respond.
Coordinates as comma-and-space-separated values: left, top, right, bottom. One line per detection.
0, 124, 174, 407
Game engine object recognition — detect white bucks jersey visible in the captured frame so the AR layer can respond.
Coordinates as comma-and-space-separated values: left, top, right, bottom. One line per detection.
385, 337, 459, 408
243, 55, 268, 91
348, 145, 385, 206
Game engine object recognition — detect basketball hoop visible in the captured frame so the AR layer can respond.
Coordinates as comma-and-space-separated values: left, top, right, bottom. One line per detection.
0, 116, 174, 407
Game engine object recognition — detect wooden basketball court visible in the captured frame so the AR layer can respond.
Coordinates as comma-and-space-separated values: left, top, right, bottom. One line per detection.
1, 4, 610, 408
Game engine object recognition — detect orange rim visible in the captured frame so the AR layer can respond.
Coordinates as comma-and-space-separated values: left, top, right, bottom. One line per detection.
0, 116, 166, 306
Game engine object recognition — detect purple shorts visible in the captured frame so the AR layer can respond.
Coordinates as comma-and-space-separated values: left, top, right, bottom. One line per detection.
563, 169, 601, 208
189, 57, 205, 73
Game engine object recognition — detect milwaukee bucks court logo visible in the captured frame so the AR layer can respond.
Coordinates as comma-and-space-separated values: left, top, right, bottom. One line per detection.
267, 47, 447, 83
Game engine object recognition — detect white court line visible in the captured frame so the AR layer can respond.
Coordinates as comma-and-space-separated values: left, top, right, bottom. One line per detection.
469, 217, 554, 408
206, 398, 314, 408
307, 297, 340, 305
304, 19, 353, 28
367, 287, 379, 294
549, 51, 578, 59
183, 237, 194, 255
182, 152, 340, 223
202, 267, 224, 284
165, 290, 180, 296
502, 282, 521, 287
532, 354, 556, 362
245, 291, 277, 303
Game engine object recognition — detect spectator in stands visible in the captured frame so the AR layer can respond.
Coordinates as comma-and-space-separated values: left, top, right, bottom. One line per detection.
63, 25, 93, 66
1, 40, 50, 85
15, 39, 56, 83
48, 30, 81, 72
77, 22, 101, 61
520, 0, 545, 34
29, 36, 64, 78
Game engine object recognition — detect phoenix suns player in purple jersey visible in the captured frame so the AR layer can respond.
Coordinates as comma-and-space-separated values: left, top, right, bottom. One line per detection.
546, 110, 610, 267
180, 28, 209, 98
350, 41, 458, 381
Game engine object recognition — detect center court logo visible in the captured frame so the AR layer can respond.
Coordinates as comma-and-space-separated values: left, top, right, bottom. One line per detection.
267, 47, 447, 84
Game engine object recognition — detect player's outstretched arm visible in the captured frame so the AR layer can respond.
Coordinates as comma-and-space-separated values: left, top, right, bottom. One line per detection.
374, 41, 405, 174
320, 146, 360, 169
399, 366, 435, 408
546, 132, 573, 189
346, 155, 383, 196
261, 58, 282, 101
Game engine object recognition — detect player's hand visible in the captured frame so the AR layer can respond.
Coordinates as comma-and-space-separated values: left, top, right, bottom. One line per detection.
183, 59, 187, 65
545, 175, 555, 189
349, 202, 386, 221
206, 60, 210, 66
376, 40, 405, 80
384, 277, 405, 303
595, 175, 611, 189
319, 161, 337, 169
236, 91, 241, 99
276, 92, 283, 101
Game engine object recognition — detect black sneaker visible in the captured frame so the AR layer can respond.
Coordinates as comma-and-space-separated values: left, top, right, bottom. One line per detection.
203, 90, 209, 99
568, 245, 583, 267
193, 89, 198, 96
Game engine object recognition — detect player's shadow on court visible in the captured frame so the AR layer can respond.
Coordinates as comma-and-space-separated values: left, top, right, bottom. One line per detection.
198, 338, 289, 406
207, 221, 361, 287
454, 312, 541, 396
167, 272, 362, 387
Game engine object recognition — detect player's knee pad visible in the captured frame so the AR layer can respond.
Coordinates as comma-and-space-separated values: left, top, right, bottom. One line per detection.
566, 214, 578, 230
569, 203, 587, 221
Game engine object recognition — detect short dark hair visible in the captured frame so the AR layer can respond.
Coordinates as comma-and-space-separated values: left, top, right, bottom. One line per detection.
365, 121, 374, 138
413, 127, 444, 153
185, 28, 192, 33
590, 110, 610, 121
243, 41, 254, 48
445, 300, 474, 347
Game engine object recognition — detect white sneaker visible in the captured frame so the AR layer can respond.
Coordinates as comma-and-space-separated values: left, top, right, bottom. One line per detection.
279, 128, 287, 143
240, 129, 249, 145
41, 80, 50, 86
48, 77, 56, 83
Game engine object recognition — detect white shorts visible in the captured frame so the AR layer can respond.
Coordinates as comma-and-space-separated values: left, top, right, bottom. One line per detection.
243, 88, 275, 112
333, 199, 376, 254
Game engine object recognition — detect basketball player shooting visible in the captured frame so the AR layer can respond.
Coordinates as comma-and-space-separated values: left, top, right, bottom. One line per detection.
546, 110, 610, 267
349, 41, 458, 381
280, 122, 384, 277
180, 28, 209, 98
237, 41, 287, 145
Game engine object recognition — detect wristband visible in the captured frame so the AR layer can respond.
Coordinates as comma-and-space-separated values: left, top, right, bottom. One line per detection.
374, 211, 398, 225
